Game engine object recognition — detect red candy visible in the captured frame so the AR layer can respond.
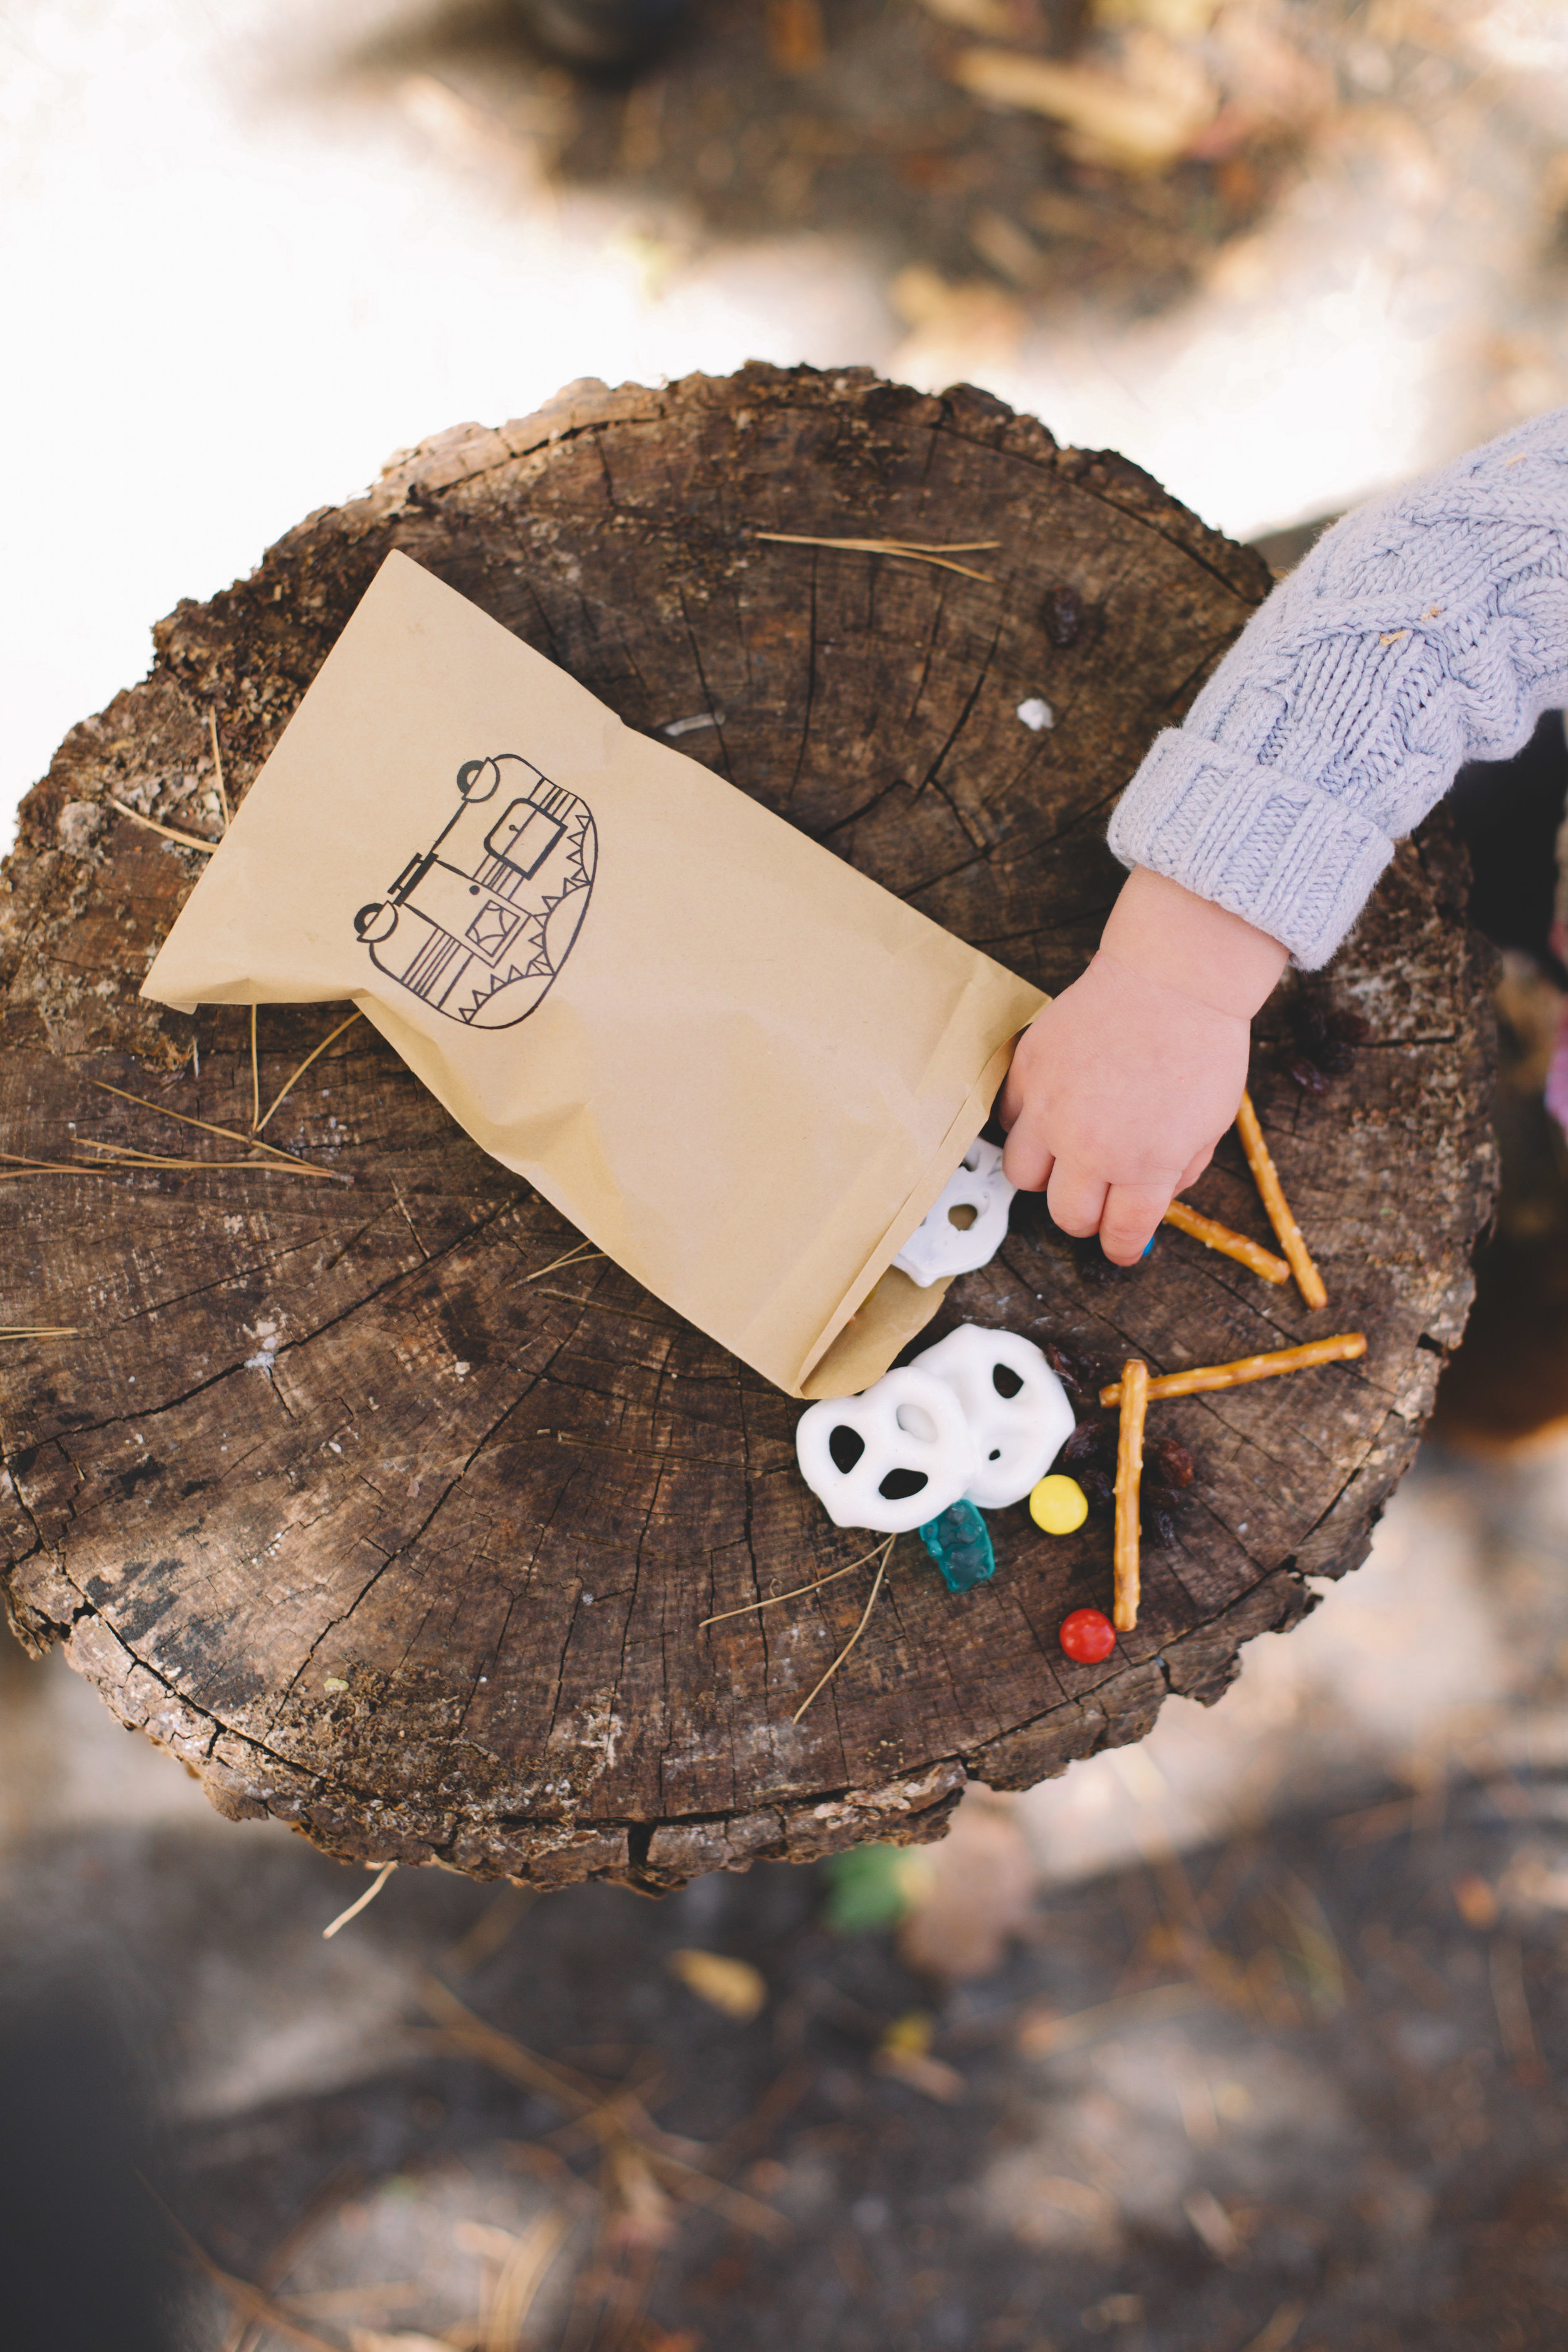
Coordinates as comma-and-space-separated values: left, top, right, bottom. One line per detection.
1059, 1608, 1116, 1663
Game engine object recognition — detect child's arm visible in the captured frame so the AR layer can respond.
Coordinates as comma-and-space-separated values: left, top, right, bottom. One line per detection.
1004, 402, 1568, 1261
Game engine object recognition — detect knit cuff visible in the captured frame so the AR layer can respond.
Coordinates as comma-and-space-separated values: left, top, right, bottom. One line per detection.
1106, 729, 1397, 970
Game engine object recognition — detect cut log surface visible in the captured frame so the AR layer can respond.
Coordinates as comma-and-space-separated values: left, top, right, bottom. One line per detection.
0, 366, 1496, 1889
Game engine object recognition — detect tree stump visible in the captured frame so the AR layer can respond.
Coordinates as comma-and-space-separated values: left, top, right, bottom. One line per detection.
0, 366, 1496, 1889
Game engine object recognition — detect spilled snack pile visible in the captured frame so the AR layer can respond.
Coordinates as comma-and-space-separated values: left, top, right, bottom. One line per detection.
790, 1083, 1365, 1665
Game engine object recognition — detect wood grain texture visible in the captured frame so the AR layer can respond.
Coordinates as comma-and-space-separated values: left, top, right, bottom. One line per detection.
0, 366, 1496, 1888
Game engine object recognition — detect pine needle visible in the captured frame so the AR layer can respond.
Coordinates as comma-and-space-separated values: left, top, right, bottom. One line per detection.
755, 531, 997, 581
89, 1079, 313, 1166
322, 1859, 397, 1939
0, 1327, 79, 1338
522, 1240, 607, 1283
256, 1010, 363, 1133
478, 2208, 568, 2352
701, 1541, 889, 1628
110, 798, 220, 854
790, 1538, 894, 1725
138, 2182, 344, 2352
76, 1140, 346, 1182
208, 709, 231, 829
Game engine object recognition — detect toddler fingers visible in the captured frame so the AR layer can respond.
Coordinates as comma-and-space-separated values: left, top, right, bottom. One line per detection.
1002, 1130, 1054, 1192
1046, 1163, 1109, 1239
1099, 1183, 1172, 1266
1177, 1143, 1216, 1191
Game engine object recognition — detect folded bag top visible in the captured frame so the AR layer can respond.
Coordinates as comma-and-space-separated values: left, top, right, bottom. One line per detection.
142, 553, 1044, 1397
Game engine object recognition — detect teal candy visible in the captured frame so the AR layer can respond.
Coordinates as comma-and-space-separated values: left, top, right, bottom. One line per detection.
918, 1500, 996, 1594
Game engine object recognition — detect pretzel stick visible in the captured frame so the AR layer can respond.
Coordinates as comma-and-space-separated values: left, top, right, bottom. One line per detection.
1113, 1359, 1147, 1634
1235, 1091, 1327, 1309
1162, 1200, 1290, 1286
1099, 1332, 1366, 1407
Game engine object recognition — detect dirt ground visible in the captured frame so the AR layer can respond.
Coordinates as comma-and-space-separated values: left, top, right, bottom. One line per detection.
8, 1468, 1568, 2352
8, 1, 1568, 2346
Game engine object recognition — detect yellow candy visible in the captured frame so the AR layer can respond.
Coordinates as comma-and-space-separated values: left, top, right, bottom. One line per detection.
1029, 1473, 1088, 1535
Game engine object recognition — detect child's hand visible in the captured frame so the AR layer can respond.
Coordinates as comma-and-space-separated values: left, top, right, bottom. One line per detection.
999, 868, 1289, 1264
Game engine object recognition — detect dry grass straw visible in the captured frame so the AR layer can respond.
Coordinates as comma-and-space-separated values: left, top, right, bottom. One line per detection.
699, 1539, 888, 1628
422, 1979, 787, 2243
1113, 1359, 1147, 1634
790, 1535, 895, 1725
1162, 1199, 1290, 1285
755, 529, 999, 581
1235, 1089, 1328, 1310
257, 1010, 363, 1133
0, 1325, 79, 1338
321, 1858, 397, 1939
1099, 1333, 1367, 1407
250, 1004, 260, 1130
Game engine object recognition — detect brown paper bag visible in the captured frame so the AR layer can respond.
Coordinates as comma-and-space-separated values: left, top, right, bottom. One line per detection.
142, 553, 1043, 1398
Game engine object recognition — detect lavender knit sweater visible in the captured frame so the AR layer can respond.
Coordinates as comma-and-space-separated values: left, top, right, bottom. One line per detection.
1107, 405, 1568, 968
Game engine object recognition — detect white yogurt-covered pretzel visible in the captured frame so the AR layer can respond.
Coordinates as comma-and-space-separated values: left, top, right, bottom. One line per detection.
795, 1366, 978, 1533
893, 1138, 1016, 1288
911, 1324, 1073, 1509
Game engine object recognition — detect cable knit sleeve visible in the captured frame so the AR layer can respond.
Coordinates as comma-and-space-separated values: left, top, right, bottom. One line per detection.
1106, 405, 1568, 967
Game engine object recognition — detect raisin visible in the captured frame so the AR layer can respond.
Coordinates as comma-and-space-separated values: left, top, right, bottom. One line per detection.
1042, 584, 1084, 647
1078, 1468, 1114, 1510
1063, 1419, 1115, 1467
1146, 1436, 1195, 1489
1143, 1505, 1180, 1550
1045, 1342, 1095, 1394
1286, 1053, 1331, 1094
1293, 1002, 1332, 1056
